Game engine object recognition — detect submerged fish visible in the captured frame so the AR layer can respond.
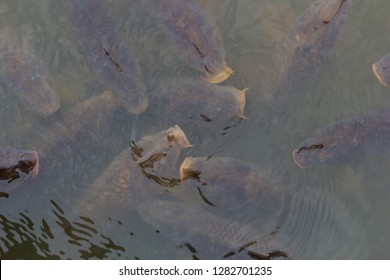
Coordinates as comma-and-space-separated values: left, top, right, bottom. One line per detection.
149, 78, 246, 127
75, 125, 191, 218
63, 0, 148, 114
32, 90, 120, 190
138, 198, 290, 260
47, 125, 191, 258
142, 0, 232, 83
0, 147, 39, 184
139, 179, 368, 259
372, 53, 390, 87
260, 0, 352, 111
292, 109, 390, 168
0, 26, 60, 117
176, 154, 369, 258
37, 91, 119, 156
179, 156, 284, 218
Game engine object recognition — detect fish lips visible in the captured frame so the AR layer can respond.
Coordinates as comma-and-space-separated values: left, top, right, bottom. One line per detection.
203, 65, 234, 84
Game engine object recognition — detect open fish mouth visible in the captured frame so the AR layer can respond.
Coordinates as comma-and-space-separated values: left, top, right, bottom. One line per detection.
204, 65, 234, 84
179, 157, 199, 182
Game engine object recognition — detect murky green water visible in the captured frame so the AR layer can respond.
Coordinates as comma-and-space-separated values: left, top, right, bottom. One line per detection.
1, 0, 390, 259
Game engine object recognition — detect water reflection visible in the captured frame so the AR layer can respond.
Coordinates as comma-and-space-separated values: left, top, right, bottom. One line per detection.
0, 211, 59, 259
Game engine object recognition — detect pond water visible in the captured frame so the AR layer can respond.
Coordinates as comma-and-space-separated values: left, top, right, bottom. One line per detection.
1, 0, 390, 259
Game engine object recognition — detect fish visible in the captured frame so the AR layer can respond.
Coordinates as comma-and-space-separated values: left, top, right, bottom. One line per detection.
176, 155, 368, 259
63, 0, 148, 114
138, 198, 290, 259
0, 26, 60, 117
259, 0, 352, 113
179, 156, 284, 219
74, 125, 191, 218
141, 0, 233, 83
292, 109, 390, 168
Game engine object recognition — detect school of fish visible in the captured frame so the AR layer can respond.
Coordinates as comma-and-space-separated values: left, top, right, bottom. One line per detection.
1, 0, 388, 260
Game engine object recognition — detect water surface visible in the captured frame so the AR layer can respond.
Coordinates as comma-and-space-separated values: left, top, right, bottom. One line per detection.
1, 0, 390, 259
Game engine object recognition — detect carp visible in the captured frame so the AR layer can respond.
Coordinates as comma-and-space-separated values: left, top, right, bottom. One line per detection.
142, 0, 233, 83
63, 0, 148, 114
292, 109, 390, 168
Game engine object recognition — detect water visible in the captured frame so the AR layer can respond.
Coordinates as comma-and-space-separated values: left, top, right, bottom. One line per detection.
0, 0, 389, 259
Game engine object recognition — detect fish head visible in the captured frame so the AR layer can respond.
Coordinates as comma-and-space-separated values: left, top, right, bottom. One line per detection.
292, 141, 332, 168
292, 120, 361, 168
165, 125, 192, 148
131, 125, 191, 181
291, 0, 352, 58
189, 30, 233, 83
203, 53, 233, 84
0, 148, 38, 174
194, 83, 247, 123
217, 86, 247, 120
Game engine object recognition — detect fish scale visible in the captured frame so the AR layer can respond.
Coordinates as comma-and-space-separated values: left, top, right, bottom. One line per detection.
63, 0, 148, 115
